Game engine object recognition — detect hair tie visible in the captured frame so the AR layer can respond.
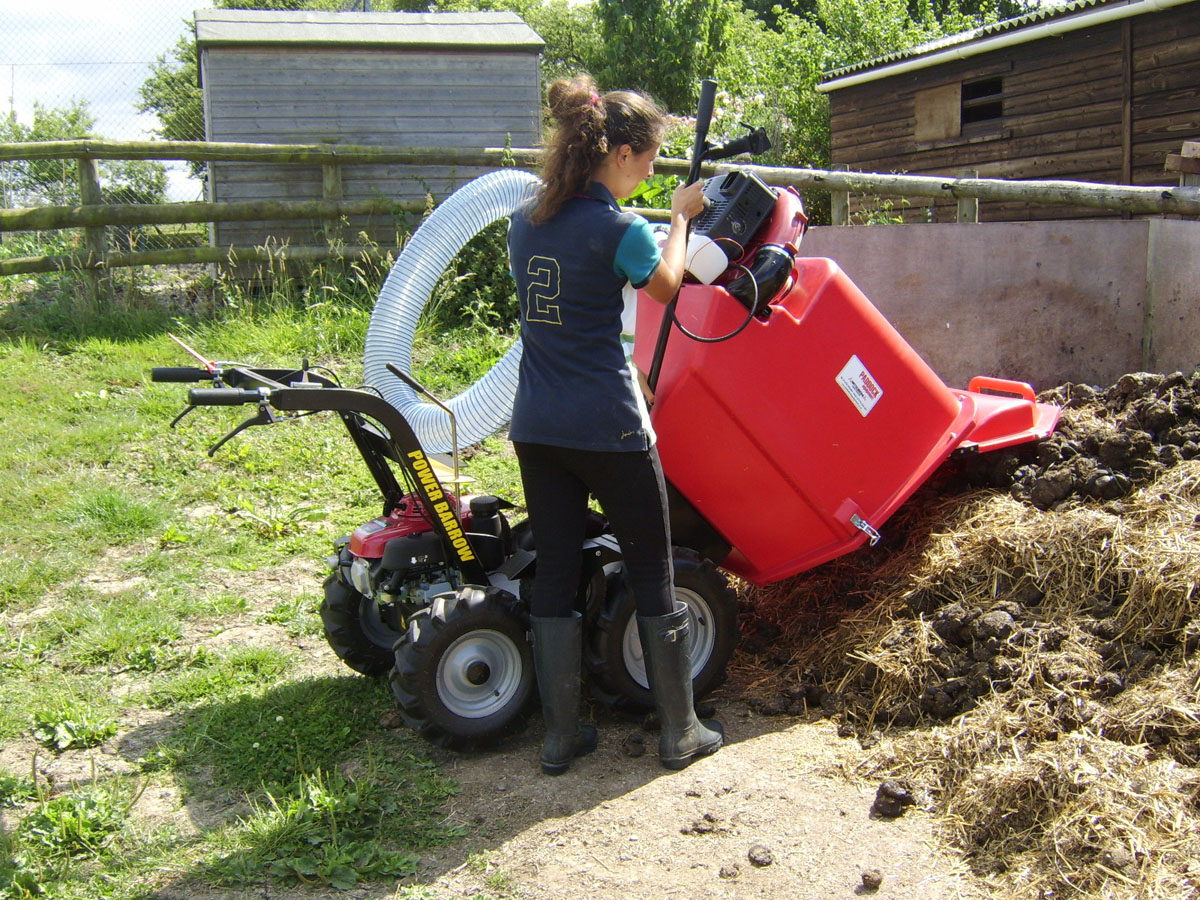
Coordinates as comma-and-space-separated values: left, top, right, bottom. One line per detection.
588, 92, 600, 107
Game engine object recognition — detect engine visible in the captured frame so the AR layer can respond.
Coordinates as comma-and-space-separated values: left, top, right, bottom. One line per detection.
333, 497, 457, 609
333, 492, 515, 612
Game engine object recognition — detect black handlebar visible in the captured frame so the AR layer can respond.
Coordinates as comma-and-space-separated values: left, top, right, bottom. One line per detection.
189, 388, 264, 406
706, 127, 772, 163
152, 366, 212, 383
687, 79, 718, 186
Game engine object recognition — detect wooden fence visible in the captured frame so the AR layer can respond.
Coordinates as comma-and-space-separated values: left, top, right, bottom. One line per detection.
2, 138, 1199, 281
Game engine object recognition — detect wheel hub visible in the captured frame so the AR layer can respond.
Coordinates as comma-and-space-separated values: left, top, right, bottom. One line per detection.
465, 660, 491, 686
437, 629, 524, 719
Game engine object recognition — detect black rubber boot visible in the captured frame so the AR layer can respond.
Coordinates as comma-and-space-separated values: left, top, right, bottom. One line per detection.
530, 612, 598, 775
637, 601, 724, 770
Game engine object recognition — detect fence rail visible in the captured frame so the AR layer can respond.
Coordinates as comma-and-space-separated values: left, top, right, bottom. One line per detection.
2, 139, 1198, 280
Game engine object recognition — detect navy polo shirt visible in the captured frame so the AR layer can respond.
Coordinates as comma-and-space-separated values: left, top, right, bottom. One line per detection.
508, 182, 660, 452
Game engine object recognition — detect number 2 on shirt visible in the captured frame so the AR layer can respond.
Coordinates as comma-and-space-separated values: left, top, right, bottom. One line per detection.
525, 256, 562, 325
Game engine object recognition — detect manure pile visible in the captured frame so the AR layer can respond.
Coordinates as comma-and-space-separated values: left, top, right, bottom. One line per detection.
744, 371, 1200, 900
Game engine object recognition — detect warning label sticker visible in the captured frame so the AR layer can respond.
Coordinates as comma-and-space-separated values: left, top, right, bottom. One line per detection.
836, 355, 884, 417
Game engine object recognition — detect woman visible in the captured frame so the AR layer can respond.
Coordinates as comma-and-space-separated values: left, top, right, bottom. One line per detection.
508, 74, 722, 775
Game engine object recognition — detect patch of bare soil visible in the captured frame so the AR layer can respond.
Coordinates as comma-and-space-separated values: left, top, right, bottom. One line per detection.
140, 674, 988, 900
415, 687, 986, 900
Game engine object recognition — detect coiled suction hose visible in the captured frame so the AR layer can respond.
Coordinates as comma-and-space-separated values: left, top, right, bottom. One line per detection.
363, 169, 540, 453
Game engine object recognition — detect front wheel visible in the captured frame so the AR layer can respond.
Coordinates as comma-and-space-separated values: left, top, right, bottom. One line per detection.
588, 548, 739, 710
390, 586, 535, 749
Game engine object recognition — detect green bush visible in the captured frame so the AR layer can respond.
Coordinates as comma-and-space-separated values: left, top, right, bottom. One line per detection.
423, 219, 520, 332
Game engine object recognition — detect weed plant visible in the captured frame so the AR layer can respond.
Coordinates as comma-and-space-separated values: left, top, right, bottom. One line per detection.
0, 246, 521, 897
419, 219, 520, 332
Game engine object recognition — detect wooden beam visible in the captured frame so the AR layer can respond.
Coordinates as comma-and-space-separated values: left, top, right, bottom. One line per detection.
322, 164, 344, 201
956, 169, 979, 223
1167, 141, 1200, 187
0, 139, 544, 169
731, 163, 1200, 217
0, 243, 391, 277
0, 196, 428, 233
831, 191, 851, 226
1166, 154, 1200, 175
1121, 19, 1133, 186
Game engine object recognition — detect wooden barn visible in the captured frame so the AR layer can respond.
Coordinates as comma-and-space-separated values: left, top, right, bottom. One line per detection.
818, 0, 1200, 222
195, 8, 544, 252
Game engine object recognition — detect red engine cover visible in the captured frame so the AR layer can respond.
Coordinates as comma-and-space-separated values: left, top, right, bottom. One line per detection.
348, 493, 469, 559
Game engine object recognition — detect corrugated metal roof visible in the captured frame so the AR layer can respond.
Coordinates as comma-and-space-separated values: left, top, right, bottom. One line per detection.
820, 0, 1167, 82
195, 9, 544, 51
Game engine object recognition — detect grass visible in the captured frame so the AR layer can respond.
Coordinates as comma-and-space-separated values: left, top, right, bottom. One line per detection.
0, 263, 523, 899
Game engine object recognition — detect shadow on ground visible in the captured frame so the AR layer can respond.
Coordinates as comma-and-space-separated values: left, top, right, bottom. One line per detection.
114, 663, 984, 900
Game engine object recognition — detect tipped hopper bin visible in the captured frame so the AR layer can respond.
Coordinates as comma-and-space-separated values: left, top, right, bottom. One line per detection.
635, 256, 1059, 586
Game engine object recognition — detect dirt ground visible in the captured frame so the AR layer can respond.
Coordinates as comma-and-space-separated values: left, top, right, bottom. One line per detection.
8, 608, 989, 900
414, 682, 988, 900
180, 645, 989, 900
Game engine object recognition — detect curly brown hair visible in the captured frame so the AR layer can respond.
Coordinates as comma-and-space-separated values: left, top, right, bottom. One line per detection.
530, 74, 667, 225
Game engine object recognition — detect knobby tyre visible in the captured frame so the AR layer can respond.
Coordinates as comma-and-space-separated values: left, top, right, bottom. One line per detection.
587, 548, 739, 710
319, 573, 401, 676
390, 585, 535, 749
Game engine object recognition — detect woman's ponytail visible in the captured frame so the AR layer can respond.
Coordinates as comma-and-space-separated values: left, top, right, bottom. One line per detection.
531, 75, 666, 225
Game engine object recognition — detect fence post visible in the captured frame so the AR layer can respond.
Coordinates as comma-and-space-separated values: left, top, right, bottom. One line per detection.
322, 162, 344, 247
830, 165, 850, 226
956, 169, 979, 223
1174, 141, 1199, 187
77, 157, 109, 301
322, 163, 343, 201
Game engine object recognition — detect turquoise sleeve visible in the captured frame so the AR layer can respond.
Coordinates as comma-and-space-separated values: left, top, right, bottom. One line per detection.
613, 217, 662, 289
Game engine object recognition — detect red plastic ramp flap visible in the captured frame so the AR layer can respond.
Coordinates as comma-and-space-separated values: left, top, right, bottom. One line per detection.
953, 376, 1061, 454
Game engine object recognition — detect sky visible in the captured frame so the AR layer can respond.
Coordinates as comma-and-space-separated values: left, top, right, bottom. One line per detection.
3, 0, 205, 199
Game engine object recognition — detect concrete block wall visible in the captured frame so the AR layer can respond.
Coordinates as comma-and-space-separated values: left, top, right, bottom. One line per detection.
798, 218, 1200, 392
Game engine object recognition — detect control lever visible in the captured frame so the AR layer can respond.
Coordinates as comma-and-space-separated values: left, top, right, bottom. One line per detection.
207, 402, 277, 457
386, 363, 462, 488
169, 404, 198, 430
650, 79, 717, 394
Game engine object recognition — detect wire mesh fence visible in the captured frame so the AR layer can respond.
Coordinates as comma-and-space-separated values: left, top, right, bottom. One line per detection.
3, 0, 205, 259
1, 0, 381, 259
4, 1, 206, 203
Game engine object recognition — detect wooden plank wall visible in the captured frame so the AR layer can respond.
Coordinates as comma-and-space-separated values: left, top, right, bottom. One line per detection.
1132, 11, 1200, 186
828, 6, 1200, 224
202, 46, 542, 251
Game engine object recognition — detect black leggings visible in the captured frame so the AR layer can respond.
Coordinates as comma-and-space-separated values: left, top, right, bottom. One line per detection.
514, 441, 674, 619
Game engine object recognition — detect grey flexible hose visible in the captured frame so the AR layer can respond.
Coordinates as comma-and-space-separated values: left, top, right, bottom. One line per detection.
363, 169, 539, 453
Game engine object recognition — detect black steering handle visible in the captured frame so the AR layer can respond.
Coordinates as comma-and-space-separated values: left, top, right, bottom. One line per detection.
152, 366, 212, 383
188, 388, 265, 406
686, 79, 718, 186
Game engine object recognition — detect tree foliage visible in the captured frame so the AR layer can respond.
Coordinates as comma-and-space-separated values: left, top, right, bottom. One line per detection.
138, 35, 204, 146
0, 102, 166, 208
592, 0, 730, 112
132, 0, 1041, 185
432, 0, 603, 84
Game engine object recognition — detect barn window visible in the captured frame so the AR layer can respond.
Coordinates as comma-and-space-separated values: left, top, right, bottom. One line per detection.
961, 76, 1004, 126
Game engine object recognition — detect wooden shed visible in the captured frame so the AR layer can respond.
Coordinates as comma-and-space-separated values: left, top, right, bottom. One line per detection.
818, 0, 1200, 223
196, 8, 544, 252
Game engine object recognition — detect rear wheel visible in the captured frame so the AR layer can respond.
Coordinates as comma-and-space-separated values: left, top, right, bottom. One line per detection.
320, 574, 401, 676
588, 548, 738, 710
391, 586, 535, 749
